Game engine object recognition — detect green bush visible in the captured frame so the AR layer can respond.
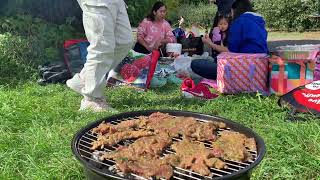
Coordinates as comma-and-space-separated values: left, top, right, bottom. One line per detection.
0, 15, 82, 83
177, 3, 216, 28
126, 0, 181, 27
0, 33, 38, 83
254, 0, 320, 31
2, 0, 319, 31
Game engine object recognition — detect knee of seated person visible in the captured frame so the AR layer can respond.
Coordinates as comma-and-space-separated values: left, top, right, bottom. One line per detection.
190, 61, 199, 71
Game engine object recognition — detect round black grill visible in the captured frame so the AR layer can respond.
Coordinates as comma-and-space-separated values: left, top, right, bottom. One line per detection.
71, 110, 266, 180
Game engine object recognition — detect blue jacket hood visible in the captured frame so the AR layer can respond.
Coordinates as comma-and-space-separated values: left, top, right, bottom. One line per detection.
228, 12, 269, 54
240, 12, 266, 29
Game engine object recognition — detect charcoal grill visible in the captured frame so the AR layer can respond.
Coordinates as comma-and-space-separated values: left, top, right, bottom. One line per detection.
71, 110, 266, 180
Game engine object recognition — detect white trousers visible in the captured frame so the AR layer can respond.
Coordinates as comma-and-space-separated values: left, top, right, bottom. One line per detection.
76, 0, 133, 99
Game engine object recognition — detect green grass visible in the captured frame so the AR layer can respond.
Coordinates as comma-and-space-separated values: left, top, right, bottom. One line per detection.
268, 31, 320, 41
0, 82, 319, 179
1, 31, 320, 179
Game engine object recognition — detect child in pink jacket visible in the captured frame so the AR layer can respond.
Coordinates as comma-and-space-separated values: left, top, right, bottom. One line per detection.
210, 15, 231, 59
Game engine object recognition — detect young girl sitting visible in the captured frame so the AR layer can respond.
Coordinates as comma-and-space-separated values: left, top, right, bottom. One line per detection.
210, 15, 231, 59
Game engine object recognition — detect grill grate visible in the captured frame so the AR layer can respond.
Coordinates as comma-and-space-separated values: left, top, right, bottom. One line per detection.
75, 116, 258, 180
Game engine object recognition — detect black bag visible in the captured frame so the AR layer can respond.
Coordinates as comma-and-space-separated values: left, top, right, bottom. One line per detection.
37, 61, 71, 85
180, 35, 204, 56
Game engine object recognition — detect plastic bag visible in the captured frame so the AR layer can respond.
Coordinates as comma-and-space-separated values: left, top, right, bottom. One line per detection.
174, 55, 193, 78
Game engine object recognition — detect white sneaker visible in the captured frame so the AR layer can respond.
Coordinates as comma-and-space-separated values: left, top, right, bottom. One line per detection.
66, 74, 84, 94
79, 98, 118, 113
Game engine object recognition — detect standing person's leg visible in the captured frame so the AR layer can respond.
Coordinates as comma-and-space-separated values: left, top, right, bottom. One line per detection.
112, 0, 133, 68
67, 0, 132, 112
105, 0, 134, 88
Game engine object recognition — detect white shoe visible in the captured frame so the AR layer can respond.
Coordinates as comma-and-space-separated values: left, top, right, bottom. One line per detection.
66, 74, 84, 94
79, 98, 118, 113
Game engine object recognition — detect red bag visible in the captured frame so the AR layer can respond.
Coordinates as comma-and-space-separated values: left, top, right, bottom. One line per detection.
107, 50, 160, 91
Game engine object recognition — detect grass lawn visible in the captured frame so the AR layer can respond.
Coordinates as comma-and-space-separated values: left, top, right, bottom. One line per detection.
268, 31, 320, 41
1, 32, 320, 180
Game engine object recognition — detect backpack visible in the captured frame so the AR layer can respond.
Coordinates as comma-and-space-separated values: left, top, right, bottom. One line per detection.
63, 39, 89, 76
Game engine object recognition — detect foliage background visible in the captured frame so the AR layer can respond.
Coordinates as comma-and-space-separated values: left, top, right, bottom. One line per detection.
0, 0, 319, 83
0, 0, 319, 31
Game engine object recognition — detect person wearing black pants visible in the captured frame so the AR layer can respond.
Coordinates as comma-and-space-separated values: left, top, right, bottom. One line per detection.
191, 59, 218, 80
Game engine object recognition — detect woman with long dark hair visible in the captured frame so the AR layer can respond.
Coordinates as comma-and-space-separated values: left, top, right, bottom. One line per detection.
133, 1, 176, 54
212, 0, 235, 26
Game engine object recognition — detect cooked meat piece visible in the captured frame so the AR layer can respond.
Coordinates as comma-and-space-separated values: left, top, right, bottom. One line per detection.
92, 119, 148, 135
212, 121, 227, 129
164, 154, 181, 166
146, 115, 219, 141
91, 130, 154, 150
212, 131, 254, 162
183, 121, 217, 141
100, 134, 173, 179
148, 112, 173, 121
204, 157, 227, 169
245, 138, 257, 151
116, 156, 173, 180
92, 122, 117, 135
146, 116, 188, 137
114, 118, 147, 130
101, 133, 172, 160
166, 140, 227, 176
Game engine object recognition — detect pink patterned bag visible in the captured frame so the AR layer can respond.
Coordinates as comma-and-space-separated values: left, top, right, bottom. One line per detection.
217, 53, 269, 94
315, 54, 320, 81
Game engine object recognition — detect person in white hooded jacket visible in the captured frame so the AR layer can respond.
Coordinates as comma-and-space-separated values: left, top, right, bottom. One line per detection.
66, 0, 133, 112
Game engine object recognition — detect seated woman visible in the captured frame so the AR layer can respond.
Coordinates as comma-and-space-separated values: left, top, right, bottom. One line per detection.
133, 1, 176, 54
191, 0, 269, 80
